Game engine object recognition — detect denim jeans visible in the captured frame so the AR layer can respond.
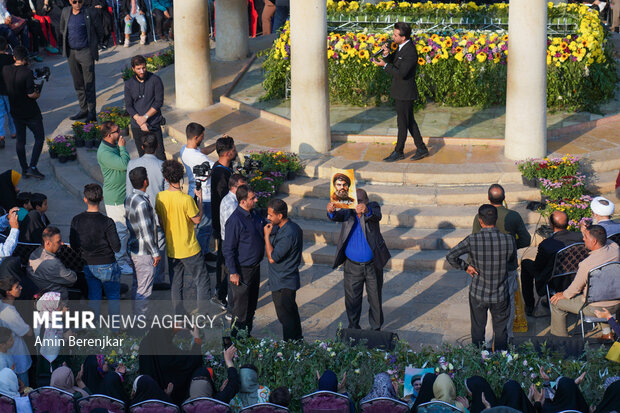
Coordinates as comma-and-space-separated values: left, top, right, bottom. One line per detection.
0, 95, 15, 138
196, 201, 212, 254
84, 263, 121, 318
272, 5, 289, 33
125, 12, 148, 35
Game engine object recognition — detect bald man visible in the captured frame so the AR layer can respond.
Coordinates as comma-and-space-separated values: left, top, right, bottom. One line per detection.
520, 210, 583, 316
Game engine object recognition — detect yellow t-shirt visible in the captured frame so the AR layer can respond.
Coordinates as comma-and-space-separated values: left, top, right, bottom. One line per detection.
155, 190, 201, 259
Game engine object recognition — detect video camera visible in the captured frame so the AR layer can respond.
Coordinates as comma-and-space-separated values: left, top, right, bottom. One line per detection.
242, 155, 263, 175
33, 66, 51, 93
192, 161, 211, 191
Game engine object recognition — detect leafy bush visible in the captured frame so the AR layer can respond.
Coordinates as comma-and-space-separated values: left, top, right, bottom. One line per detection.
121, 48, 174, 80
98, 106, 131, 130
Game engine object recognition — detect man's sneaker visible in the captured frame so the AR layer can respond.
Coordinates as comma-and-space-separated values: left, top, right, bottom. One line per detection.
210, 296, 227, 310
124, 39, 130, 48
26, 167, 45, 180
45, 45, 59, 54
224, 313, 233, 321
140, 35, 146, 45
119, 262, 134, 274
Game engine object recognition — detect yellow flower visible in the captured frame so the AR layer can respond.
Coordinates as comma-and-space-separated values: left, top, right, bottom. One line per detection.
358, 49, 370, 59
418, 57, 425, 65
476, 52, 487, 63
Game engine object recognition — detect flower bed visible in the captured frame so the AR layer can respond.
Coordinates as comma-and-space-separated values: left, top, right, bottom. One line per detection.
262, 3, 616, 111
98, 106, 131, 130
244, 151, 303, 208
46, 135, 77, 162
121, 48, 174, 80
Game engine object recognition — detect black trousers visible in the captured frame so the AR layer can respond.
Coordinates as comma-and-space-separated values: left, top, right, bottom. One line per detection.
152, 8, 173, 38
469, 295, 510, 351
343, 258, 384, 330
394, 99, 425, 154
14, 116, 44, 171
67, 48, 96, 115
215, 236, 228, 302
131, 124, 166, 161
520, 259, 547, 309
272, 288, 303, 341
228, 262, 260, 337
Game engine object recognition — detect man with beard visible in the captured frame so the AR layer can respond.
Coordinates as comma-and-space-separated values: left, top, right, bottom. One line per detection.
331, 173, 355, 206
124, 54, 166, 160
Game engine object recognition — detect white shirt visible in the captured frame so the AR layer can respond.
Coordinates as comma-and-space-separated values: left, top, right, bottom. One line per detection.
180, 146, 214, 202
0, 302, 31, 374
398, 39, 410, 51
220, 191, 238, 241
0, 2, 10, 21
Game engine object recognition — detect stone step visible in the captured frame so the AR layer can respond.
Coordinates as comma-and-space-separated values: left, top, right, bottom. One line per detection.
281, 195, 543, 229
295, 218, 537, 250
280, 177, 542, 206
48, 155, 95, 201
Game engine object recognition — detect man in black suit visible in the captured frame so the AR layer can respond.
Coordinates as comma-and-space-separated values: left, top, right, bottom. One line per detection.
327, 188, 391, 330
373, 22, 429, 162
520, 210, 583, 316
60, 0, 101, 122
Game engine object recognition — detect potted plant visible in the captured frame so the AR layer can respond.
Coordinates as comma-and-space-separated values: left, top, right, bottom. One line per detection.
98, 106, 131, 136
248, 151, 303, 180
82, 122, 101, 148
46, 137, 57, 158
53, 136, 76, 163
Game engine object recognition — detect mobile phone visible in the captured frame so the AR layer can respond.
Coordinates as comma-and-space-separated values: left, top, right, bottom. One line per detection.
222, 336, 232, 350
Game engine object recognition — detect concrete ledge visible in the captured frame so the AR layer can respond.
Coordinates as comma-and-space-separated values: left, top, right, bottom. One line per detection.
548, 112, 620, 140
220, 96, 292, 127
332, 133, 505, 146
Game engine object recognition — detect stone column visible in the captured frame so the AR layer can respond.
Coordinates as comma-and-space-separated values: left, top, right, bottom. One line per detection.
290, 1, 331, 154
504, 0, 547, 160
174, 0, 212, 109
215, 0, 249, 61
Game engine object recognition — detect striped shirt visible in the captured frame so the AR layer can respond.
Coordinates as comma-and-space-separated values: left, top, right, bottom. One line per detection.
446, 227, 517, 303
125, 190, 159, 257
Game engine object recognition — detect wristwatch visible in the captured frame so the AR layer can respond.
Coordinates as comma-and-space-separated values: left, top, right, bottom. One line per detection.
144, 114, 149, 121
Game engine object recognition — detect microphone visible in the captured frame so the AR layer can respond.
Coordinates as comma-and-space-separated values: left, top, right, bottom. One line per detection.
373, 41, 392, 58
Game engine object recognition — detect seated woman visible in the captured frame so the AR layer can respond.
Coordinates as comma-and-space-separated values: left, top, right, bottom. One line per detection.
131, 375, 173, 406
594, 378, 620, 413
432, 373, 469, 412
411, 373, 437, 413
0, 367, 32, 413
99, 364, 128, 404
497, 380, 534, 413
34, 292, 70, 386
269, 386, 291, 409
533, 375, 588, 413
465, 376, 497, 413
360, 372, 401, 404
315, 369, 355, 413
186, 345, 240, 405
50, 365, 90, 399
81, 355, 106, 394
230, 364, 270, 411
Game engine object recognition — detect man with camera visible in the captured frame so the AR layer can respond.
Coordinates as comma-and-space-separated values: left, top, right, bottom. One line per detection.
124, 54, 166, 161
2, 45, 45, 179
180, 122, 215, 259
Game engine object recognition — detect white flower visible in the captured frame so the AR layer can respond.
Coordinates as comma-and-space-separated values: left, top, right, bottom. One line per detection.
523, 360, 528, 367
355, 369, 360, 374
448, 363, 454, 370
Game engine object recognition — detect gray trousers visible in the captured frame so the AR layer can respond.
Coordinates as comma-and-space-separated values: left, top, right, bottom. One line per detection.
343, 258, 384, 330
550, 294, 619, 336
67, 47, 96, 114
169, 251, 212, 315
130, 253, 155, 316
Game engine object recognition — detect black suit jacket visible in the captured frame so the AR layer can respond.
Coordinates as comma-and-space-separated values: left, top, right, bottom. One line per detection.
384, 40, 419, 100
384, 40, 419, 101
328, 202, 391, 272
533, 229, 583, 281
59, 6, 101, 61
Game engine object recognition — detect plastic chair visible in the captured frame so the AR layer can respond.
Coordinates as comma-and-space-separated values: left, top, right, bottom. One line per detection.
579, 261, 620, 338
130, 399, 180, 413
181, 397, 230, 413
417, 400, 463, 412
28, 386, 76, 413
77, 394, 125, 413
0, 392, 16, 412
240, 402, 290, 412
301, 391, 350, 413
546, 243, 588, 303
359, 397, 409, 413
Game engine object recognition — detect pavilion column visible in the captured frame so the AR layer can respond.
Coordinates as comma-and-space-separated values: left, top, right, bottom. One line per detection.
290, 1, 331, 154
174, 0, 212, 109
504, 0, 547, 160
215, 0, 249, 61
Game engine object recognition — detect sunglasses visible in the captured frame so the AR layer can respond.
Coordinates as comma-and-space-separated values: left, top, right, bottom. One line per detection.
72, 0, 83, 4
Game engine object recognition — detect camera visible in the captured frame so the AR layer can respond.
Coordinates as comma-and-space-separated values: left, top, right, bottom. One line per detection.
33, 66, 51, 93
242, 155, 262, 175
192, 161, 211, 191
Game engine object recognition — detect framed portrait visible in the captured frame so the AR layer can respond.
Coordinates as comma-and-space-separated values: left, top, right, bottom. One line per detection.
330, 169, 357, 209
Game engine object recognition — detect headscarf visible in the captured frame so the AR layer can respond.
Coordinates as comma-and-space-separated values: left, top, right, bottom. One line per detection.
132, 375, 171, 405
35, 292, 63, 365
100, 371, 128, 404
0, 170, 19, 214
499, 380, 535, 413
50, 366, 89, 398
594, 380, 620, 413
466, 376, 498, 413
360, 372, 398, 403
542, 376, 588, 413
187, 366, 216, 402
318, 370, 338, 392
0, 367, 19, 398
432, 373, 466, 412
411, 373, 437, 413
238, 366, 260, 407
82, 355, 105, 394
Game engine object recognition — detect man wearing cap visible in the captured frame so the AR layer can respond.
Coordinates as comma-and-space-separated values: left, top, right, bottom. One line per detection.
331, 173, 355, 205
590, 196, 620, 237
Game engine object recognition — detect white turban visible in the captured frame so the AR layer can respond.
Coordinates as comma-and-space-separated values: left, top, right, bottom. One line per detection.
591, 196, 615, 217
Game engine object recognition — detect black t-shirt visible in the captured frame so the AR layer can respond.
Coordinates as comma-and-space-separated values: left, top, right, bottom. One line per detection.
0, 54, 14, 96
210, 162, 233, 239
2, 64, 41, 120
69, 211, 120, 265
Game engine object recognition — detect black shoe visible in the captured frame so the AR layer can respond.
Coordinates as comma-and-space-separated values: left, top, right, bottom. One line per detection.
26, 166, 45, 180
383, 151, 404, 162
85, 113, 97, 123
525, 305, 534, 317
205, 252, 217, 262
210, 296, 227, 311
70, 111, 88, 121
153, 283, 171, 291
0, 139, 4, 149
410, 149, 430, 161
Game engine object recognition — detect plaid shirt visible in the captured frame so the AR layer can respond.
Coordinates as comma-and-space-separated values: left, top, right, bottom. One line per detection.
125, 190, 159, 257
446, 227, 516, 303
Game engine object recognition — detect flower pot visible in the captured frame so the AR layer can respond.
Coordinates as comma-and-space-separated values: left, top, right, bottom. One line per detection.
286, 171, 297, 181
69, 154, 77, 161
49, 151, 57, 159
85, 140, 95, 148
74, 137, 85, 147
58, 154, 68, 163
521, 176, 538, 188
120, 127, 129, 137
